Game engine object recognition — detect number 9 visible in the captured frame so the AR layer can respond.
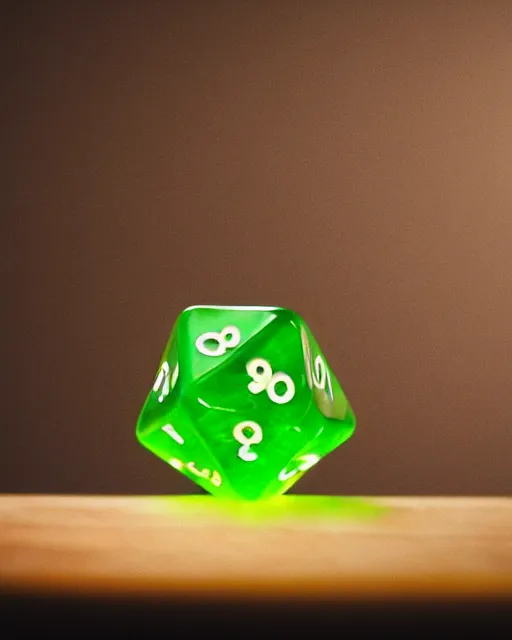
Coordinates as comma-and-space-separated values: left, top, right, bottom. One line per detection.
246, 358, 273, 393
233, 420, 263, 462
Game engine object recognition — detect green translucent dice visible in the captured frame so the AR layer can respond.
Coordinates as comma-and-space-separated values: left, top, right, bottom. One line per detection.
136, 305, 356, 500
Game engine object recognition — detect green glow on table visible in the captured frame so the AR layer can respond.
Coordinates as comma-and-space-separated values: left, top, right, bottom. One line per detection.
141, 495, 384, 525
136, 305, 356, 500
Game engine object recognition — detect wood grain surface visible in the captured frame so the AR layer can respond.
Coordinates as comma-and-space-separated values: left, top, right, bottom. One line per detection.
0, 495, 511, 601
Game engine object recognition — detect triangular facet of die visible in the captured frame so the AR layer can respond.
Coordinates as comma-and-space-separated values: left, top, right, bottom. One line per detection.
136, 400, 233, 495
178, 305, 280, 383
187, 310, 313, 424
299, 323, 350, 420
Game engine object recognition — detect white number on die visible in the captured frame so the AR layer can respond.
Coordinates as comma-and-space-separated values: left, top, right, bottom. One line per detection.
233, 420, 263, 462
301, 328, 334, 401
161, 423, 184, 445
246, 358, 295, 404
278, 454, 320, 482
195, 325, 241, 357
301, 329, 313, 390
153, 362, 169, 402
168, 458, 222, 487
312, 355, 333, 400
153, 361, 179, 402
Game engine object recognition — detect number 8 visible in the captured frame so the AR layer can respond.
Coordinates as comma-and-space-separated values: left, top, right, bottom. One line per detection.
196, 326, 241, 357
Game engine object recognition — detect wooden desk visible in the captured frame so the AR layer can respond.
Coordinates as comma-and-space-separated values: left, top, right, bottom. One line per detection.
1, 494, 511, 598
1, 496, 511, 630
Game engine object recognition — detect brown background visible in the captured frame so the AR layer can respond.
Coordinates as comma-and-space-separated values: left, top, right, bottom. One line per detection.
3, 1, 511, 497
